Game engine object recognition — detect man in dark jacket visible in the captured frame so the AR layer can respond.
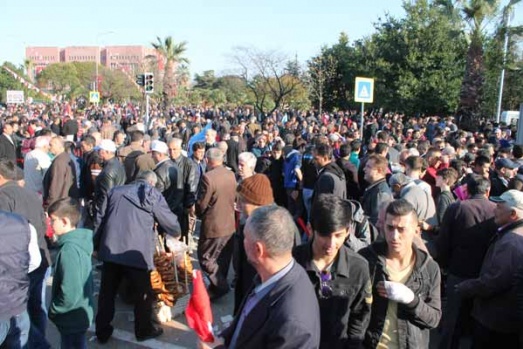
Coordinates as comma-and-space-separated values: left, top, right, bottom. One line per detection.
0, 210, 40, 348
456, 190, 523, 348
489, 157, 517, 197
43, 136, 79, 210
362, 154, 393, 226
202, 205, 320, 349
336, 143, 360, 200
168, 138, 197, 240
62, 115, 78, 141
312, 143, 347, 204
0, 121, 17, 163
93, 140, 126, 218
94, 170, 180, 343
294, 194, 371, 348
437, 175, 497, 349
151, 140, 179, 212
0, 160, 51, 348
360, 199, 441, 349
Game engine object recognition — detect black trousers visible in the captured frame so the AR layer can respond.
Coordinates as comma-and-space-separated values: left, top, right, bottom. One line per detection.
472, 321, 520, 349
96, 262, 156, 339
197, 234, 234, 295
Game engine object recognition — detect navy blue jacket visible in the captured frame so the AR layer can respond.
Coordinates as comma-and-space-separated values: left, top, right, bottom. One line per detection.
221, 261, 321, 349
0, 210, 30, 320
94, 180, 180, 270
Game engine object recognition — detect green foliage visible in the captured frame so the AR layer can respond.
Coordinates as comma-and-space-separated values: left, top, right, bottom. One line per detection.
0, 62, 48, 103
310, 0, 467, 115
34, 62, 141, 102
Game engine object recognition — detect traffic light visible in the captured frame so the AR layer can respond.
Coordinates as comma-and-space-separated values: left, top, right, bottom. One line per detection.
136, 74, 145, 86
144, 73, 154, 93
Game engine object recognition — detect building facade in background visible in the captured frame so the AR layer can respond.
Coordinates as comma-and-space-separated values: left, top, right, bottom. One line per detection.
25, 45, 161, 81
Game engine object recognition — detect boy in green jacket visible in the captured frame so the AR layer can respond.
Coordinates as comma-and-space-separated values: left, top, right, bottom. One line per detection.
48, 198, 94, 349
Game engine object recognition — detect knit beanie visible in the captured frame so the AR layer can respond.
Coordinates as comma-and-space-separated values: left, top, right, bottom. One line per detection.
237, 174, 274, 206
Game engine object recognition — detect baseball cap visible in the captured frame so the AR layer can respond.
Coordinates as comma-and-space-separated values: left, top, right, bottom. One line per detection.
490, 190, 523, 210
495, 158, 518, 170
150, 140, 168, 154
97, 139, 117, 153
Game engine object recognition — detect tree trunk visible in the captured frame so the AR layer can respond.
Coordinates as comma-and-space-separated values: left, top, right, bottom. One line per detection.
162, 60, 174, 111
457, 35, 484, 131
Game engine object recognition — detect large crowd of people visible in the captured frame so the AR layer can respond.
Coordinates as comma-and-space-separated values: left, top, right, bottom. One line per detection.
0, 100, 523, 348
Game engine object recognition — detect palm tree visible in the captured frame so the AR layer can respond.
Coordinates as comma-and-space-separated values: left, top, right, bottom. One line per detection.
151, 36, 189, 110
459, 1, 499, 130
23, 58, 34, 82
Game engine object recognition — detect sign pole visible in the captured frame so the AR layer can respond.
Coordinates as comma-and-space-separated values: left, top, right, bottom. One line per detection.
360, 102, 365, 140
354, 76, 374, 142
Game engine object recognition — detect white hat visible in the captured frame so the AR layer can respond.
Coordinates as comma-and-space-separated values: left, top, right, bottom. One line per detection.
490, 190, 523, 211
98, 139, 117, 153
151, 140, 168, 154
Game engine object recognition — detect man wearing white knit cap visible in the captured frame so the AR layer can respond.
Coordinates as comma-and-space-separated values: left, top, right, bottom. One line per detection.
93, 140, 126, 218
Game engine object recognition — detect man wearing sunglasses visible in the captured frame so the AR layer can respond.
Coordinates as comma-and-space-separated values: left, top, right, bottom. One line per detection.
293, 194, 372, 348
360, 199, 441, 349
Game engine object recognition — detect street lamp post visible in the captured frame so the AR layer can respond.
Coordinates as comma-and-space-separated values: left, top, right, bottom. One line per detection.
495, 4, 516, 123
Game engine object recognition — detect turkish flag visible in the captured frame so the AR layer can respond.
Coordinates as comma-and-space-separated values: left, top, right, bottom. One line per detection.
185, 270, 214, 342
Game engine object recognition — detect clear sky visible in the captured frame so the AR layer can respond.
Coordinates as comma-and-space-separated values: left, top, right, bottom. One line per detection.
1, 0, 521, 77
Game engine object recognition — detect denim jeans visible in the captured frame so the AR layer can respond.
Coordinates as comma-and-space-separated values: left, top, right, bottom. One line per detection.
302, 188, 314, 223
0, 310, 30, 349
28, 265, 51, 349
60, 332, 87, 349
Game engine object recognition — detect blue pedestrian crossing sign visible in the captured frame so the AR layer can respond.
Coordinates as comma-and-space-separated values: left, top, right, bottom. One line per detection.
89, 91, 100, 103
354, 77, 374, 103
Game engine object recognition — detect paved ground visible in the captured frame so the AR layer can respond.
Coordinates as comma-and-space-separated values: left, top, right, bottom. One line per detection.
45, 253, 235, 349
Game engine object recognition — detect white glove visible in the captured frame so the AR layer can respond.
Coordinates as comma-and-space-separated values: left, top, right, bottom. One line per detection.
165, 235, 180, 252
383, 281, 415, 304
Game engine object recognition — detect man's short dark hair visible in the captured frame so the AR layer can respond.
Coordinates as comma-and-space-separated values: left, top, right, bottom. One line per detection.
339, 143, 351, 158
314, 143, 333, 159
81, 135, 96, 147
350, 140, 361, 152
310, 194, 352, 237
405, 156, 423, 171
474, 155, 491, 167
386, 199, 418, 223
48, 198, 81, 227
130, 130, 145, 143
192, 142, 205, 152
467, 174, 491, 195
513, 144, 523, 159
375, 142, 389, 155
436, 168, 458, 186
0, 160, 18, 180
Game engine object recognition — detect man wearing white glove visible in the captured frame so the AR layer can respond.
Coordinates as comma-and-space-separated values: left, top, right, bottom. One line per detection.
360, 199, 441, 349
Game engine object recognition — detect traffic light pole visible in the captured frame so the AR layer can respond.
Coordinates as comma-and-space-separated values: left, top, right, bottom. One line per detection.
145, 94, 150, 133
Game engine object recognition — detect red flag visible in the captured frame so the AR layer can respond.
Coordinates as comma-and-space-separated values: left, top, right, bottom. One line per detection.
185, 270, 214, 342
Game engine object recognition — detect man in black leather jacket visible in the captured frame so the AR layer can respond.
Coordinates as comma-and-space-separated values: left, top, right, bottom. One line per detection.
359, 199, 441, 349
151, 140, 179, 214
94, 140, 126, 218
168, 137, 197, 240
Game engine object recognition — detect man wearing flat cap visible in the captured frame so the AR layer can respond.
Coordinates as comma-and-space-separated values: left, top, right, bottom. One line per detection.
489, 157, 518, 197
456, 190, 523, 348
